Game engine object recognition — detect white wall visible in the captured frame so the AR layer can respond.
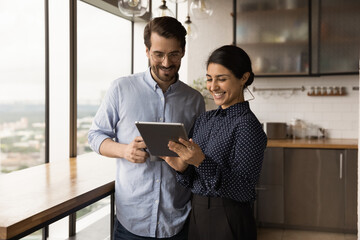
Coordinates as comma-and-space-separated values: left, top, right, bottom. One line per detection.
251, 75, 359, 139
186, 0, 233, 83
185, 0, 359, 139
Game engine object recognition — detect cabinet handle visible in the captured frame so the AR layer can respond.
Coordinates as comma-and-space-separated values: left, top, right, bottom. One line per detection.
339, 153, 343, 179
255, 187, 267, 191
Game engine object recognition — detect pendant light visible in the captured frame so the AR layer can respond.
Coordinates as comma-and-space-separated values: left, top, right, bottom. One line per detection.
155, 0, 175, 18
184, 15, 198, 39
184, 1, 197, 39
118, 0, 149, 17
190, 0, 213, 19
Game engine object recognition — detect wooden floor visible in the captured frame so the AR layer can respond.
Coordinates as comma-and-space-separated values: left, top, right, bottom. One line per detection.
258, 228, 357, 240
63, 217, 358, 240
44, 209, 358, 240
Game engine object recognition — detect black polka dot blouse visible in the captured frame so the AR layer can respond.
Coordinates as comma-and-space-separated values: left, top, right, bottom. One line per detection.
176, 101, 268, 203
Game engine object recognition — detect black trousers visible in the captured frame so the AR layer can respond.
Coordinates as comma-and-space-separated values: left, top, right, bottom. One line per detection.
188, 195, 257, 240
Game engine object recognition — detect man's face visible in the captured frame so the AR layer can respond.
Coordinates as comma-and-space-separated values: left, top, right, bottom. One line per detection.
146, 32, 184, 89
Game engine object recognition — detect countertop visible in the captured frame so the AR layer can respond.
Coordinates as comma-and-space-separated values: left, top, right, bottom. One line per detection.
0, 152, 116, 240
267, 138, 358, 149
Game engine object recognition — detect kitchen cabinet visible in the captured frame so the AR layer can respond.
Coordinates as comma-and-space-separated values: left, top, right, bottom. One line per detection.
314, 0, 360, 74
257, 146, 357, 233
283, 148, 357, 232
235, 0, 309, 76
344, 149, 357, 231
256, 147, 284, 224
235, 0, 360, 76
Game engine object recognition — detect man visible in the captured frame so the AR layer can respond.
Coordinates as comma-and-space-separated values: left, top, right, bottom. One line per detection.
88, 16, 205, 240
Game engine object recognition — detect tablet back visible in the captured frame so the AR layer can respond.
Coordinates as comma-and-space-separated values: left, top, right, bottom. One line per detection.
135, 121, 188, 157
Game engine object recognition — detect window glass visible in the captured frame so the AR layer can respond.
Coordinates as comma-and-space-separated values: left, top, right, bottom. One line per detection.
318, 0, 360, 73
75, 1, 131, 237
47, 0, 70, 238
77, 1, 132, 155
0, 1, 45, 239
49, 0, 70, 163
236, 0, 309, 75
0, 2, 45, 174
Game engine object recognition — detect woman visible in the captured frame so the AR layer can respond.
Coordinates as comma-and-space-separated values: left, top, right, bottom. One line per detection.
163, 45, 267, 240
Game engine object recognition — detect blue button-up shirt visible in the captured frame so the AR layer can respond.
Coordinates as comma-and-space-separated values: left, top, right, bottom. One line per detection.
88, 68, 205, 238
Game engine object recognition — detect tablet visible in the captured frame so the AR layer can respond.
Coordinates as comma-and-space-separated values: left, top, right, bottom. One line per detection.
135, 121, 189, 157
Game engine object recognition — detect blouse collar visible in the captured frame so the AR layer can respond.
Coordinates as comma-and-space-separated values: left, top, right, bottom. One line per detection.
214, 101, 250, 117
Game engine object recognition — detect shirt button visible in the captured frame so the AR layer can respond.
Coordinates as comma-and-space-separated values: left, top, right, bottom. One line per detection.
155, 200, 159, 204
156, 179, 160, 183
159, 117, 163, 121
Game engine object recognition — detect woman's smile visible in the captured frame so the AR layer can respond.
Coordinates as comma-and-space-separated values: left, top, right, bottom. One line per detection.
206, 63, 246, 109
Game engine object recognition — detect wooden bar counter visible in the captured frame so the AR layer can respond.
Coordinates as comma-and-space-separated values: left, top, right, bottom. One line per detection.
267, 138, 358, 149
0, 152, 115, 240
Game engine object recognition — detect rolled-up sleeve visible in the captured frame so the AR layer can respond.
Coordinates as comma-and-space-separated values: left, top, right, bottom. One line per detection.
88, 81, 120, 154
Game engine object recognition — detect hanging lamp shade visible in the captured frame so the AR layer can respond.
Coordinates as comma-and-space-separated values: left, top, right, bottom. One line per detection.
155, 0, 175, 17
118, 0, 149, 17
190, 0, 213, 19
184, 15, 198, 39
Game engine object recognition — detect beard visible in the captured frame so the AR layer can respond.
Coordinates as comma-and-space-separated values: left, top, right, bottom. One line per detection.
151, 64, 180, 84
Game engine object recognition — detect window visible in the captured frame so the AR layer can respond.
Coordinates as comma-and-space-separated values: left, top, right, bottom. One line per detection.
74, 1, 131, 238
77, 1, 132, 155
0, 0, 148, 238
0, 2, 45, 173
0, 1, 45, 239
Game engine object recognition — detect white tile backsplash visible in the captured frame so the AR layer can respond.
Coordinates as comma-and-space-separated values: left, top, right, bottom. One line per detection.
250, 75, 359, 139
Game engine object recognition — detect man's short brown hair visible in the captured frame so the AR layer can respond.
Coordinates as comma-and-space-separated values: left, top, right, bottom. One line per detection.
144, 16, 187, 51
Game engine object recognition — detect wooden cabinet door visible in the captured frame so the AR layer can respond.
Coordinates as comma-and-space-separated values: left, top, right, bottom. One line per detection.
315, 0, 360, 74
256, 147, 284, 224
344, 149, 358, 232
235, 0, 309, 76
284, 148, 345, 230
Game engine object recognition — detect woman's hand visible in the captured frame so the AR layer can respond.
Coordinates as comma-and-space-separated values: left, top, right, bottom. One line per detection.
161, 156, 189, 173
167, 138, 205, 167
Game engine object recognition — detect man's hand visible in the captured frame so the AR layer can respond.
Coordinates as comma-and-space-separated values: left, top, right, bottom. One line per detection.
123, 136, 149, 163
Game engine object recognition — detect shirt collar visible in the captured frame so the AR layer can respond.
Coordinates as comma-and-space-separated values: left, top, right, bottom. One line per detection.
144, 68, 158, 91
214, 101, 250, 117
144, 68, 180, 92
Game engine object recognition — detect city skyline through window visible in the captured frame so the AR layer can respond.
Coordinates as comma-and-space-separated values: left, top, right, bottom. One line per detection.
0, 1, 45, 175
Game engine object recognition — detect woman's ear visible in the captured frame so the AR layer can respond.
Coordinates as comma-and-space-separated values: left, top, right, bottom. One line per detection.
240, 72, 250, 85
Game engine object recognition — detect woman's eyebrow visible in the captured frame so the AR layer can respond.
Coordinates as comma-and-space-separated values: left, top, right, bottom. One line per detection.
206, 74, 230, 78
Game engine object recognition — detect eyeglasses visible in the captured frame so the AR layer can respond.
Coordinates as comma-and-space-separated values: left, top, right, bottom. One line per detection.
150, 51, 183, 63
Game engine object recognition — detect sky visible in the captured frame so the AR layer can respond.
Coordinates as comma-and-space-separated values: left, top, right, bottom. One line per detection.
0, 0, 189, 104
0, 1, 45, 103
0, 1, 132, 104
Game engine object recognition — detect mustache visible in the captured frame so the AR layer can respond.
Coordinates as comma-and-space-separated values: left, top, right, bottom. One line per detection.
159, 66, 175, 70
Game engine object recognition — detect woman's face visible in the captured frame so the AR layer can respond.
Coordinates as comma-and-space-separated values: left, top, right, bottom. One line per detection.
206, 63, 248, 109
